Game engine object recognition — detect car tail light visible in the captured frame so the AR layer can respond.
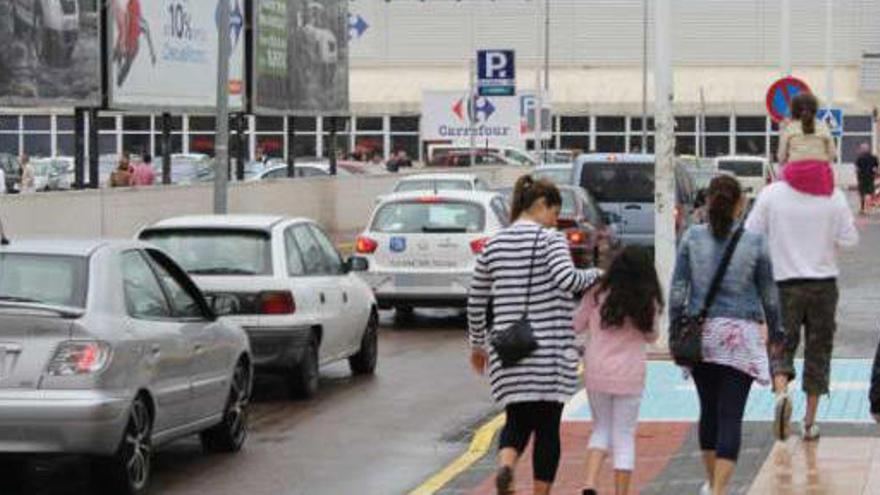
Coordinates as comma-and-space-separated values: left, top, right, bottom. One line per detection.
470, 237, 489, 254
259, 291, 296, 315
47, 341, 111, 376
356, 236, 378, 254
418, 196, 444, 204
566, 230, 589, 245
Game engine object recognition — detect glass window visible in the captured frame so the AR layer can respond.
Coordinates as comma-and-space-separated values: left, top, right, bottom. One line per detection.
256, 116, 284, 132
391, 116, 419, 132
559, 188, 579, 218
122, 116, 151, 131
560, 116, 590, 133
123, 134, 151, 156
595, 135, 626, 153
292, 135, 317, 158
736, 135, 766, 156
263, 167, 289, 179
491, 198, 511, 227
395, 179, 472, 193
189, 135, 215, 156
391, 135, 419, 159
146, 252, 203, 319
628, 136, 654, 154
323, 117, 351, 133
735, 116, 766, 133
283, 229, 305, 276
309, 225, 343, 275
256, 135, 283, 157
560, 135, 589, 153
843, 116, 873, 133
356, 117, 383, 132
0, 254, 88, 308
153, 134, 183, 155
704, 136, 730, 157
676, 136, 696, 156
291, 225, 331, 275
596, 117, 625, 133
675, 116, 696, 133
717, 158, 765, 177
189, 117, 216, 132
0, 135, 18, 155
705, 116, 730, 133
23, 116, 50, 131
842, 136, 872, 163
139, 229, 273, 276
0, 116, 18, 132
99, 135, 117, 155
154, 115, 183, 131
355, 136, 383, 157
99, 116, 118, 131
57, 134, 75, 157
292, 116, 316, 132
371, 201, 485, 234
630, 117, 655, 132
122, 251, 170, 319
578, 161, 654, 203
56, 116, 75, 132
23, 135, 51, 156
533, 167, 572, 185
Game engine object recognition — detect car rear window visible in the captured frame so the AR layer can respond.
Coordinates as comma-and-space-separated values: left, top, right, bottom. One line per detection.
0, 254, 88, 308
560, 189, 577, 217
580, 162, 654, 203
371, 200, 485, 234
717, 160, 764, 177
395, 180, 472, 193
140, 229, 272, 276
534, 168, 571, 185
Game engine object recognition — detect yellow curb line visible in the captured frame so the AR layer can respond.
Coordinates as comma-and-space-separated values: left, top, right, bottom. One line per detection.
408, 412, 506, 495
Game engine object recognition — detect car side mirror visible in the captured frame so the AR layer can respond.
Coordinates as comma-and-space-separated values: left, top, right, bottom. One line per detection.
345, 256, 369, 273
208, 294, 239, 317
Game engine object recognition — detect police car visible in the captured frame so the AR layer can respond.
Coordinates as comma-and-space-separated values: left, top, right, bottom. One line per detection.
353, 190, 510, 315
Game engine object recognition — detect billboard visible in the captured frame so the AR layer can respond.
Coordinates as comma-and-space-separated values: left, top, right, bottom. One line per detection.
254, 0, 349, 115
422, 91, 547, 148
107, 0, 245, 111
0, 0, 101, 107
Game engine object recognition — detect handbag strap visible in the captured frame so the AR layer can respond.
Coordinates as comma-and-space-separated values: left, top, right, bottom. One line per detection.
697, 225, 745, 320
523, 228, 542, 309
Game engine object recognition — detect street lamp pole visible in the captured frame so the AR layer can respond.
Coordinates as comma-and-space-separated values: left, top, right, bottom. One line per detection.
214, 0, 231, 214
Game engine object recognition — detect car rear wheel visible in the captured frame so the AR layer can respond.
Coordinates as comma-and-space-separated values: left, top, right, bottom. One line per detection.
94, 395, 153, 495
289, 336, 319, 399
201, 358, 252, 453
349, 311, 378, 375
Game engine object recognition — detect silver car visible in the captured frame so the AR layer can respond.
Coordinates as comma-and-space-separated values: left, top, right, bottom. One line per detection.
0, 239, 252, 495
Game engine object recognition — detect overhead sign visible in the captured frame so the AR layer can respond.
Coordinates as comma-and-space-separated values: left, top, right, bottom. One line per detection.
0, 0, 101, 107
477, 50, 516, 97
107, 0, 245, 111
421, 91, 545, 148
253, 0, 350, 115
520, 93, 552, 139
766, 76, 811, 123
818, 108, 844, 137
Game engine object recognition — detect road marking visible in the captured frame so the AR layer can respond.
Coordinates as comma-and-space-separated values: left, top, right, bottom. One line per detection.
408, 413, 506, 495
563, 359, 875, 423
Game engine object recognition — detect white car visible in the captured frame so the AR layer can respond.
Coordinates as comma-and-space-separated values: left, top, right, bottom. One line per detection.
392, 173, 491, 194
532, 164, 573, 185
354, 191, 510, 313
427, 145, 537, 167
139, 215, 378, 399
713, 155, 772, 198
254, 162, 352, 180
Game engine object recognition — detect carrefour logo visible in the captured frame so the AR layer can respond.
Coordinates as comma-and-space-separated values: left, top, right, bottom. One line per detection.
453, 96, 497, 123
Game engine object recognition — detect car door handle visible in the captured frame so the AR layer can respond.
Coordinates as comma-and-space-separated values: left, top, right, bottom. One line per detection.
624, 205, 641, 210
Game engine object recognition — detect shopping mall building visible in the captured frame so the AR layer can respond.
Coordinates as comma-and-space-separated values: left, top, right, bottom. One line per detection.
1, 0, 878, 164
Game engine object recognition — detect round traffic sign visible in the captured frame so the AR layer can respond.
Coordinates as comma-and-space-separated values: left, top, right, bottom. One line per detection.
766, 77, 812, 123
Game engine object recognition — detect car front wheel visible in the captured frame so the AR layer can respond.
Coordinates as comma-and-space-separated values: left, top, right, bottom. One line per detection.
94, 395, 153, 495
201, 358, 252, 453
349, 311, 378, 375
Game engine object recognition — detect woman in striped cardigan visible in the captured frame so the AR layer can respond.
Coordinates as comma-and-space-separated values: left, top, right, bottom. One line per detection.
468, 175, 602, 495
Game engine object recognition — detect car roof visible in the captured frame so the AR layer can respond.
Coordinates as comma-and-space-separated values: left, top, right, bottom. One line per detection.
145, 215, 294, 231
575, 153, 655, 164
396, 173, 478, 182
378, 190, 500, 204
0, 239, 147, 257
535, 164, 572, 170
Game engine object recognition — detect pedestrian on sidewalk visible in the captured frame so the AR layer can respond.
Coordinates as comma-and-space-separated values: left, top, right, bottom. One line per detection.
468, 175, 601, 495
747, 93, 859, 444
131, 153, 156, 186
110, 153, 134, 188
573, 246, 662, 495
670, 176, 783, 495
855, 142, 878, 214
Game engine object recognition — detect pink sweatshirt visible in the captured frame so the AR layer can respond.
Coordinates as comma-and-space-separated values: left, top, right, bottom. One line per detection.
574, 290, 659, 396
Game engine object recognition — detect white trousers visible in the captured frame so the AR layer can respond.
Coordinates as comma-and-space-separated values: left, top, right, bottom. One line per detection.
587, 391, 641, 471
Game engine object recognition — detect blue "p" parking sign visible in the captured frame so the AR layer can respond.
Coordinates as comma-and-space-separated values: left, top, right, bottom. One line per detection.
477, 50, 516, 97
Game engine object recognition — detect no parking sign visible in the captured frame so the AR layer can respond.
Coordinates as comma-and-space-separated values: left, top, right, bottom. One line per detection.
765, 77, 812, 123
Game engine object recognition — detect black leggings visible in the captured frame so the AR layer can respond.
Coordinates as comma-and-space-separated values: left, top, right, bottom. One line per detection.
498, 401, 564, 483
692, 363, 754, 461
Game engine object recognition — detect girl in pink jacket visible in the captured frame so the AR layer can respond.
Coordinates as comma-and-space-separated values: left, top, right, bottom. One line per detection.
574, 246, 662, 495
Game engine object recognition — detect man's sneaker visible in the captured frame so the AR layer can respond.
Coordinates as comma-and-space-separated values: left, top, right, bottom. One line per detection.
774, 393, 793, 441
699, 481, 712, 495
802, 423, 821, 442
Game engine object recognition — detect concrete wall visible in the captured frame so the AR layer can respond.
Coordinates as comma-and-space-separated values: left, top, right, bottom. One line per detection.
0, 167, 528, 242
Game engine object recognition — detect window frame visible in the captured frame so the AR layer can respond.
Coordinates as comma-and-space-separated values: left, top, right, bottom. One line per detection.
121, 250, 173, 321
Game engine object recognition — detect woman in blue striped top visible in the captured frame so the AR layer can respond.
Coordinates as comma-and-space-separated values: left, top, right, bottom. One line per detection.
468, 175, 601, 495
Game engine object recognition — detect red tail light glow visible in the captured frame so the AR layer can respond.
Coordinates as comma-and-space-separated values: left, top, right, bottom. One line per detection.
566, 230, 588, 245
470, 237, 489, 254
418, 196, 444, 204
356, 236, 378, 254
259, 291, 296, 315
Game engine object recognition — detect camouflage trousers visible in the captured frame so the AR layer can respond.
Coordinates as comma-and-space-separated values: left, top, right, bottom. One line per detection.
773, 280, 839, 396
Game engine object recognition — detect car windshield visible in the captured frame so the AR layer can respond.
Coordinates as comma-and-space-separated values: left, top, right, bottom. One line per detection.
717, 160, 763, 177
395, 180, 472, 193
371, 201, 485, 233
140, 229, 272, 276
0, 254, 88, 308
559, 189, 577, 217
534, 168, 571, 185
580, 162, 654, 203
504, 149, 536, 166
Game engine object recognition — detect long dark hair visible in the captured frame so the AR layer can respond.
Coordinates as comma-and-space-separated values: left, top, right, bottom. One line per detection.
707, 175, 742, 239
595, 246, 664, 334
510, 175, 562, 222
791, 92, 818, 135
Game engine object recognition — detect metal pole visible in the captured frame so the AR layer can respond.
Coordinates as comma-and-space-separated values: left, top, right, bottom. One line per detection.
699, 87, 707, 159
641, 0, 648, 152
235, 113, 246, 182
287, 116, 296, 178
161, 112, 172, 185
469, 58, 477, 168
781, 0, 791, 76
214, 0, 231, 214
544, 0, 551, 156
74, 108, 85, 189
654, 0, 675, 346
88, 109, 99, 189
534, 0, 543, 165
329, 117, 338, 176
824, 0, 839, 166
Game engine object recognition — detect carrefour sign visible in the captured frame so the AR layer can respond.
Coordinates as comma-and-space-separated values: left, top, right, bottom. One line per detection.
422, 91, 524, 147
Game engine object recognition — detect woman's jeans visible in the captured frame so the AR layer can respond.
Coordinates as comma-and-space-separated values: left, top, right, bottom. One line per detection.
692, 362, 754, 461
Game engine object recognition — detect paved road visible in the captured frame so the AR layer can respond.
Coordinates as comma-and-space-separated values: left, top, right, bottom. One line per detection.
0, 310, 497, 495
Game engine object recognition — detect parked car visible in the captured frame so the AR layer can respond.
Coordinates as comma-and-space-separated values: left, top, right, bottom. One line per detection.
354, 191, 509, 314
139, 215, 378, 399
12, 0, 80, 67
30, 157, 73, 191
0, 239, 252, 495
532, 164, 573, 185
428, 149, 518, 167
428, 145, 536, 167
570, 154, 696, 247
533, 149, 575, 166
713, 155, 773, 199
253, 162, 353, 180
392, 173, 491, 193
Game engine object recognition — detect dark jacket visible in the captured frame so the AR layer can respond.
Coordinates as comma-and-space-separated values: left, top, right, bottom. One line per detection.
856, 152, 879, 179
871, 338, 880, 415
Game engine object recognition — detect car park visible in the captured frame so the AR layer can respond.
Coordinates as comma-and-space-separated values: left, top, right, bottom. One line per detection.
354, 191, 509, 314
570, 153, 696, 247
139, 215, 378, 399
713, 155, 773, 199
0, 239, 252, 495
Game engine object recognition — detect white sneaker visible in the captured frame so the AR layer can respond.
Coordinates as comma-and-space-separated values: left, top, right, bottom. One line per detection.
802, 422, 821, 441
699, 481, 712, 495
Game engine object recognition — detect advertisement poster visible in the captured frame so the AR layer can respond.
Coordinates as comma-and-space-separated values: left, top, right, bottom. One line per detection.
254, 0, 349, 114
108, 0, 245, 110
422, 91, 545, 148
0, 0, 101, 106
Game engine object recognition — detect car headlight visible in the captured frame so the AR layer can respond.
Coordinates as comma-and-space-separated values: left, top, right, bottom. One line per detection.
47, 341, 111, 376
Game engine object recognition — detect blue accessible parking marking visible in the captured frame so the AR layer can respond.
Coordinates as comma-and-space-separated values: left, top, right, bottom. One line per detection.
563, 359, 874, 423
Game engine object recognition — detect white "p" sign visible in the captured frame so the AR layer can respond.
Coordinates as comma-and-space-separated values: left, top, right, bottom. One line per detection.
486, 52, 509, 78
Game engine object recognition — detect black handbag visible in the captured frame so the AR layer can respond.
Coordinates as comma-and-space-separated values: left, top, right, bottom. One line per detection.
490, 230, 541, 367
670, 225, 745, 367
